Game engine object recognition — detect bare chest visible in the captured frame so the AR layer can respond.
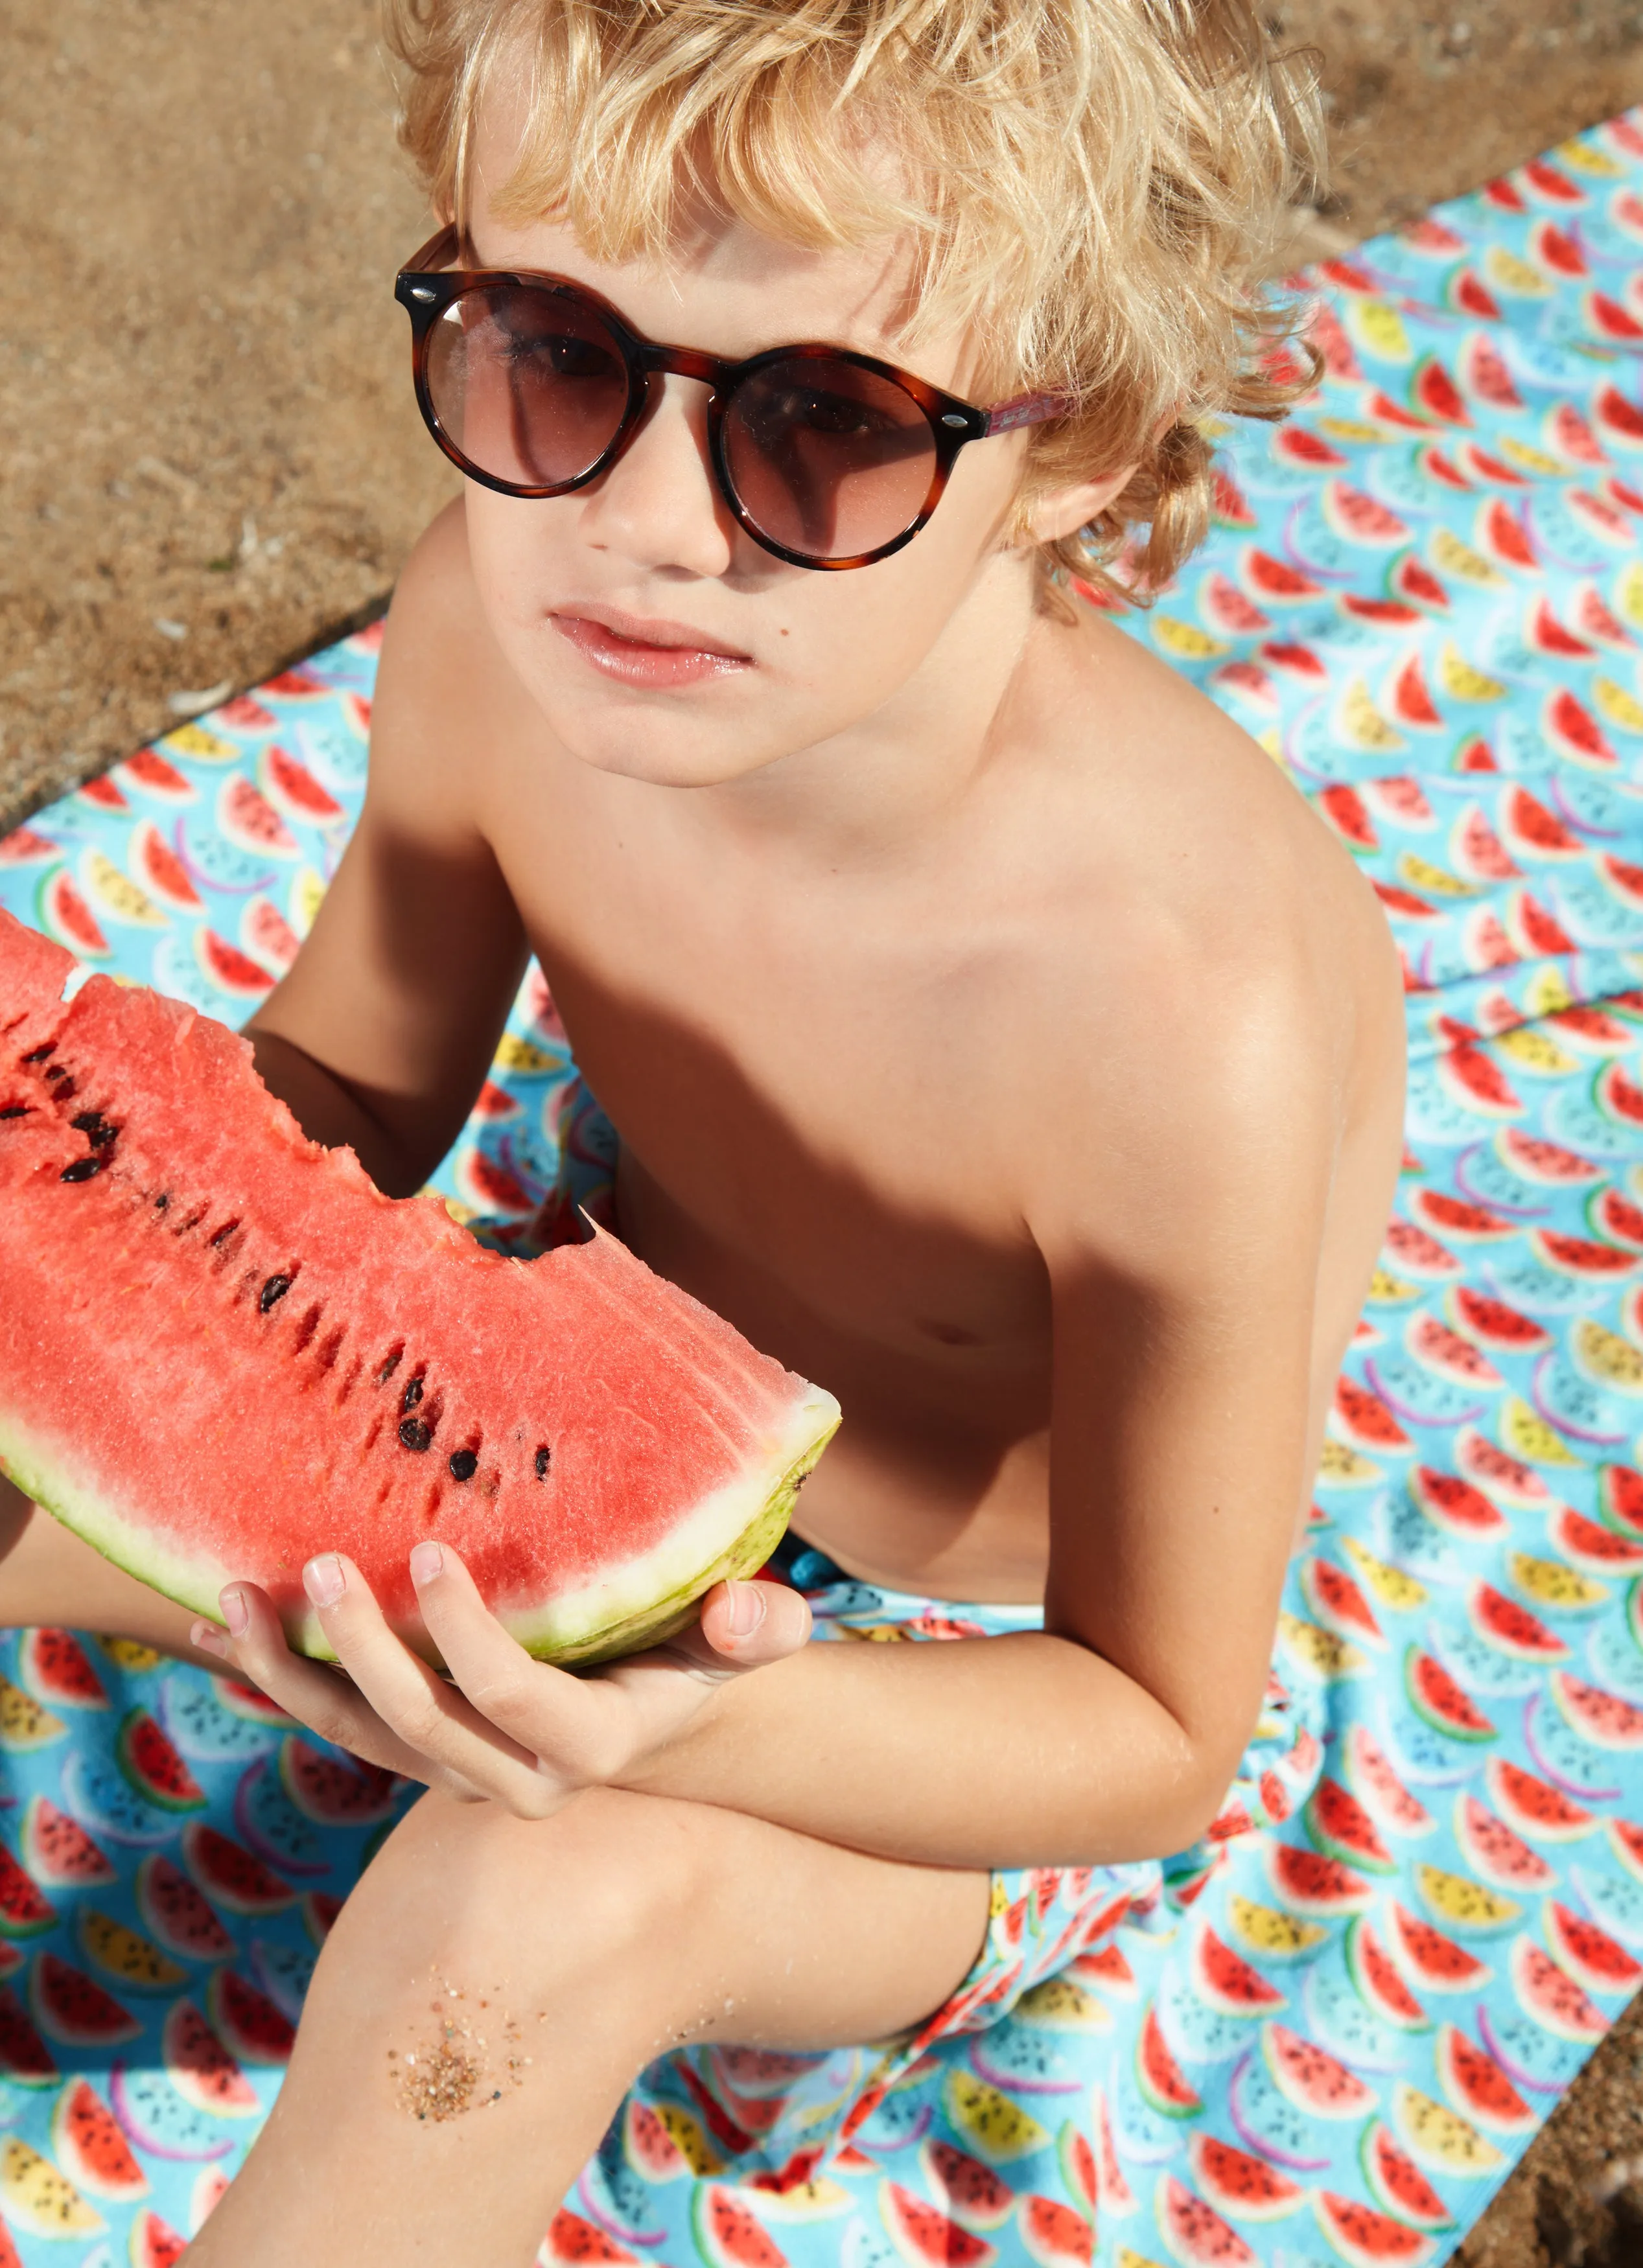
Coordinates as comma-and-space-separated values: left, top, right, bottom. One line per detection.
495, 815, 1051, 1385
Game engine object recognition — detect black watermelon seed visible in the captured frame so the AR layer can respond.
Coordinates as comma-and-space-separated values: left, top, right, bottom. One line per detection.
401, 1376, 424, 1411
534, 1444, 552, 1480
399, 1418, 432, 1453
21, 1045, 54, 1064
448, 1449, 478, 1482
209, 1220, 240, 1248
154, 1192, 170, 1210
70, 1111, 116, 1148
59, 1157, 104, 1183
259, 1274, 293, 1313
376, 1347, 403, 1385
0, 1105, 29, 1122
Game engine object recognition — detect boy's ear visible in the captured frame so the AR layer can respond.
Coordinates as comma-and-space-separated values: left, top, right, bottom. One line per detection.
1020, 407, 1178, 547
1021, 463, 1138, 547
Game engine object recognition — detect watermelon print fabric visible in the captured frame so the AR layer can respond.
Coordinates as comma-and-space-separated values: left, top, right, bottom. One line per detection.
5, 102, 1643, 2268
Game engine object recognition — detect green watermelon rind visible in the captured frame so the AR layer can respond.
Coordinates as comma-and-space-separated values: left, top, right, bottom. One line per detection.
1358, 2122, 1456, 2234
115, 1711, 207, 1816
692, 2182, 789, 2268
1135, 2009, 1202, 2120
1433, 2023, 1536, 2135
1303, 1780, 1396, 1877
1312, 2189, 1437, 2266
1185, 2132, 1305, 2224
1403, 1647, 1497, 1743
0, 1391, 837, 1672
1344, 1919, 1431, 2034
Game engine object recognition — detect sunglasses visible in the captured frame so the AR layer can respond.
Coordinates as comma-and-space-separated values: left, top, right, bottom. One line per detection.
395, 227, 1072, 571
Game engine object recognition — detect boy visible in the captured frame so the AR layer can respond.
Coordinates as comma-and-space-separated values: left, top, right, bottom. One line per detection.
0, 2, 1404, 2260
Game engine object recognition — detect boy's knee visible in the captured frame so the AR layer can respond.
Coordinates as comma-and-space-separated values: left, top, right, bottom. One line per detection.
320, 1785, 710, 2003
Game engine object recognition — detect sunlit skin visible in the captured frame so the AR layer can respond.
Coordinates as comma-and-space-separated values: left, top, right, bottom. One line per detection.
0, 78, 1406, 2268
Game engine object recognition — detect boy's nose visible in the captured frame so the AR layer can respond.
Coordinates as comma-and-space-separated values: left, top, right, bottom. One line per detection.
574, 374, 745, 579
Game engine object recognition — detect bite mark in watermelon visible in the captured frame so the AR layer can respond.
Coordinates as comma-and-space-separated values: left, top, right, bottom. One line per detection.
0, 909, 840, 1667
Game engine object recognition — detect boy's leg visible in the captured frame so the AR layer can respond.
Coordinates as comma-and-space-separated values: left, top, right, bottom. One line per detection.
189, 1783, 992, 2268
0, 1474, 224, 1665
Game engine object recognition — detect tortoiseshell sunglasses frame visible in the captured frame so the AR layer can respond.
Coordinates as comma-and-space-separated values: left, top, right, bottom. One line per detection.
395, 226, 1073, 571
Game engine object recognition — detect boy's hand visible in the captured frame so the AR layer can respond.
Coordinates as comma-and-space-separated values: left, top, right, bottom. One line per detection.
188, 1547, 811, 1818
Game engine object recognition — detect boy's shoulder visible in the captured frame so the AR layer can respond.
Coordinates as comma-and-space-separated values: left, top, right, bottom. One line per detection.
992, 607, 1404, 1242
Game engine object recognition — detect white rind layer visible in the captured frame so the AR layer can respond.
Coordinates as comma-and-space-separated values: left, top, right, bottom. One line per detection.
0, 1385, 839, 1668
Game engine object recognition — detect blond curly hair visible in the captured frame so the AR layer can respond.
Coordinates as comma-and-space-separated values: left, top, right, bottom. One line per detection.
384, 0, 1326, 609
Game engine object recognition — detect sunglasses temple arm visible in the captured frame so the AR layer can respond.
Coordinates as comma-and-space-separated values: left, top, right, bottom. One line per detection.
982, 390, 1076, 439
403, 222, 462, 275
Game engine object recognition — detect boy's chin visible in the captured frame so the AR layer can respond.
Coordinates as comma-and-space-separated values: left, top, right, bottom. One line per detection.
555, 714, 792, 792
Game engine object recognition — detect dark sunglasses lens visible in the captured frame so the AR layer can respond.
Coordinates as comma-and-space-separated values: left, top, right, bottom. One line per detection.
723, 358, 938, 562
424, 284, 629, 490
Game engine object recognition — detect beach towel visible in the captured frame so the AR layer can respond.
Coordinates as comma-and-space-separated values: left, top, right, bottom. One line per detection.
5, 104, 1643, 2268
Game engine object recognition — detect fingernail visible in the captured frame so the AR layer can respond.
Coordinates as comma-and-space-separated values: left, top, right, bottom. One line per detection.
220, 1588, 249, 1637
191, 1620, 227, 1656
410, 1540, 443, 1587
303, 1555, 344, 1608
725, 1582, 766, 1639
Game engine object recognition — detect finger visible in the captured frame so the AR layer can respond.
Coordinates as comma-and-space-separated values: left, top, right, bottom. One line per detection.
407, 1542, 619, 1783
305, 1553, 565, 1811
207, 1582, 445, 1787
692, 1579, 813, 1669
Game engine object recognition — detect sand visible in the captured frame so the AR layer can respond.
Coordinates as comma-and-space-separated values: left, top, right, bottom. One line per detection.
5, 5, 1643, 2259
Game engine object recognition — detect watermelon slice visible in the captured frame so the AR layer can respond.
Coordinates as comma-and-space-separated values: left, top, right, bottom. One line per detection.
1312, 2192, 1435, 2267
50, 2077, 148, 2201
1387, 1903, 1491, 1992
1185, 2135, 1303, 2223
0, 910, 839, 1664
1359, 2122, 1454, 2232
1544, 1901, 1643, 1994
1154, 2177, 1255, 2267
1484, 1757, 1594, 1842
1344, 1917, 1429, 2031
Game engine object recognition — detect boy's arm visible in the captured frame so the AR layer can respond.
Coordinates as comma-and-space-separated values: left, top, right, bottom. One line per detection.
246, 502, 530, 1196
620, 978, 1346, 1866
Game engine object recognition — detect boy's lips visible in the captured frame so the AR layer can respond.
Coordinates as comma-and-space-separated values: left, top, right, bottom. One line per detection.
551, 604, 753, 688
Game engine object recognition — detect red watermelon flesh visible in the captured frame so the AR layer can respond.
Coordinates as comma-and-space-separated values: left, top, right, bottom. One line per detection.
1157, 2177, 1256, 2266
21, 1798, 115, 1889
1017, 2194, 1091, 2268
1314, 2192, 1435, 2266
1546, 1901, 1643, 1992
1187, 2134, 1303, 2222
130, 2212, 189, 2268
0, 909, 839, 1665
1388, 1905, 1491, 1992
880, 2186, 994, 2268
17, 1629, 107, 1710
547, 2209, 641, 2265
1485, 1758, 1594, 1841
1360, 2122, 1453, 2232
51, 2077, 148, 2199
